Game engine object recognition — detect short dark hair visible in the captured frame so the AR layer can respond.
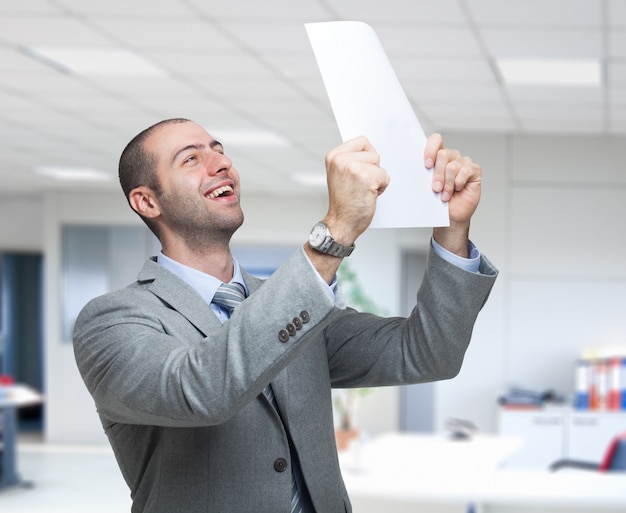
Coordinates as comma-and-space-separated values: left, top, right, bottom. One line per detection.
118, 118, 191, 236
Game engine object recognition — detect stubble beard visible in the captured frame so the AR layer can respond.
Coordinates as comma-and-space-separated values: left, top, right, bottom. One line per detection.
159, 192, 244, 253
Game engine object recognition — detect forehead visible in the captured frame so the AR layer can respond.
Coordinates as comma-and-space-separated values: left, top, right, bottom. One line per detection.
146, 122, 217, 160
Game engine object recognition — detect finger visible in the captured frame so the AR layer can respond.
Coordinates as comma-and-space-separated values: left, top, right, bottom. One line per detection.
424, 133, 443, 169
340, 161, 389, 194
326, 136, 379, 166
375, 167, 391, 196
452, 158, 481, 191
433, 148, 461, 197
345, 135, 377, 153
442, 158, 482, 203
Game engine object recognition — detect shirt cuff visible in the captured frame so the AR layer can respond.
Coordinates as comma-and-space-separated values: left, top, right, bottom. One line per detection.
300, 246, 338, 300
431, 237, 481, 273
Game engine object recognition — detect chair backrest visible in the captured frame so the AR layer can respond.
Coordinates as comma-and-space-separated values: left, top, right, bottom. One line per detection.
600, 432, 626, 472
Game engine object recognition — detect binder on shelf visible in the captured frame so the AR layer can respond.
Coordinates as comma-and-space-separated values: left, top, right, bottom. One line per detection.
576, 344, 626, 412
608, 357, 622, 411
574, 359, 590, 410
621, 358, 626, 410
594, 359, 609, 411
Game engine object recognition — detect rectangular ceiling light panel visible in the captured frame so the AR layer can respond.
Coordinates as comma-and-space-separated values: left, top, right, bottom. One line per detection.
497, 59, 601, 86
24, 46, 166, 76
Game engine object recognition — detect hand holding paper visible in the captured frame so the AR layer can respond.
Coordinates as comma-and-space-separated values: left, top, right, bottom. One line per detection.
306, 21, 449, 229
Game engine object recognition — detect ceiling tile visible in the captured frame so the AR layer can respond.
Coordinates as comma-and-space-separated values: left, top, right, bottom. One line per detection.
609, 62, 626, 84
467, 0, 602, 26
0, 47, 57, 72
330, 0, 466, 24
91, 19, 241, 51
53, 0, 192, 16
609, 0, 626, 28
1, 72, 104, 94
0, 0, 61, 14
517, 104, 605, 133
609, 108, 626, 133
407, 83, 505, 105
480, 27, 603, 59
437, 115, 516, 133
146, 50, 277, 78
506, 85, 604, 104
610, 87, 626, 103
392, 56, 495, 82
0, 1, 624, 195
609, 30, 626, 58
0, 16, 115, 46
186, 0, 329, 20
375, 25, 483, 57
220, 21, 320, 53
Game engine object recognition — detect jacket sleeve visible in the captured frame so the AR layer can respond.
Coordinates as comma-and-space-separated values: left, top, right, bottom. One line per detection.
72, 250, 342, 428
324, 247, 498, 388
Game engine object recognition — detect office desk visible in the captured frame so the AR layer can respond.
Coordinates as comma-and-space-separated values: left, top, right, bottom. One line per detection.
0, 384, 43, 492
340, 433, 626, 513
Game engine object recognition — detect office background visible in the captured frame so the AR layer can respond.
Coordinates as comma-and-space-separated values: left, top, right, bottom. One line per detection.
0, 0, 625, 467
3, 132, 625, 444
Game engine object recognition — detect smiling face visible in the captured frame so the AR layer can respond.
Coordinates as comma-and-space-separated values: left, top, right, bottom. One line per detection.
136, 120, 244, 252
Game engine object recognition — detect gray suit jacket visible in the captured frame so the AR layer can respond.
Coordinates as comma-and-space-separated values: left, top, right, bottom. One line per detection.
73, 247, 497, 513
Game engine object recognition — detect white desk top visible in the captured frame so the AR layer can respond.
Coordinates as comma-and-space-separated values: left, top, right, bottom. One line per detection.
0, 384, 43, 408
340, 433, 626, 509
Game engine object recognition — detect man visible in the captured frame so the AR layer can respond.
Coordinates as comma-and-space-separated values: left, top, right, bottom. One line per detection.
73, 118, 497, 513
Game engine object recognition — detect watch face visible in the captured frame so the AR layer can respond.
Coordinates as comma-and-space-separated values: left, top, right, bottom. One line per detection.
309, 223, 327, 247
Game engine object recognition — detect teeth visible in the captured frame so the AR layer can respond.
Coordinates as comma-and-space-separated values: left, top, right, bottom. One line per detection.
208, 185, 233, 199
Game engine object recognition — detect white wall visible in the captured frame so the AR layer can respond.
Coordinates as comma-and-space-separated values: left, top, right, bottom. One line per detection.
3, 131, 625, 444
42, 192, 142, 443
0, 195, 44, 251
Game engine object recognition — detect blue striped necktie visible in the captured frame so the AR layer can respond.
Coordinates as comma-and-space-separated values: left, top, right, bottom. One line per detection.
212, 283, 304, 513
212, 282, 247, 315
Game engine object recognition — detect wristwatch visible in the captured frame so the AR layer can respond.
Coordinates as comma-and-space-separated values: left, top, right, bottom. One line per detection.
308, 222, 354, 257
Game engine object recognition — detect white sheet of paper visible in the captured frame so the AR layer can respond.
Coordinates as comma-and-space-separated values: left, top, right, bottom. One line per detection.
305, 21, 449, 228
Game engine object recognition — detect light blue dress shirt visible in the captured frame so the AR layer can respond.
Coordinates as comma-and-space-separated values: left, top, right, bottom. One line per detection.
431, 238, 481, 273
157, 238, 482, 307
157, 253, 248, 321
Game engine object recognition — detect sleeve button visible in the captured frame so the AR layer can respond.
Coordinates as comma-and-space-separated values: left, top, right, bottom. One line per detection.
293, 317, 303, 330
278, 329, 290, 343
286, 322, 297, 336
300, 310, 310, 324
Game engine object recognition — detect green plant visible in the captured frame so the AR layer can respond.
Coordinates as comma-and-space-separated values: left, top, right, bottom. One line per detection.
333, 261, 387, 431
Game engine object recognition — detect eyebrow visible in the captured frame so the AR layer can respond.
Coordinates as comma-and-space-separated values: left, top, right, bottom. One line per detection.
171, 140, 223, 165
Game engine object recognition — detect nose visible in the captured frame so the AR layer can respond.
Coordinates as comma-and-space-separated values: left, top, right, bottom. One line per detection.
207, 151, 232, 176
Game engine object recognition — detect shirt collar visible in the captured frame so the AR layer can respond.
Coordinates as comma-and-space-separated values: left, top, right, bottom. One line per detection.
156, 252, 247, 304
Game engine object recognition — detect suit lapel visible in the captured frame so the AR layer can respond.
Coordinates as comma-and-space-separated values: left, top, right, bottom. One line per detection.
136, 260, 268, 338
137, 258, 220, 336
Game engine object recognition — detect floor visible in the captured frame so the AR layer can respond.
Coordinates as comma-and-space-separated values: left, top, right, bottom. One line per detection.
2, 435, 465, 513
0, 433, 131, 513
3, 433, 620, 513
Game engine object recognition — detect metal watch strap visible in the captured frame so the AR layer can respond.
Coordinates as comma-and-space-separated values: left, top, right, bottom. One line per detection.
323, 239, 354, 257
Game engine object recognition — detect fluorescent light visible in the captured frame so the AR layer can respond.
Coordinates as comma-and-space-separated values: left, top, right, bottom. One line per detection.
34, 166, 111, 182
23, 46, 166, 76
207, 129, 290, 148
496, 58, 601, 86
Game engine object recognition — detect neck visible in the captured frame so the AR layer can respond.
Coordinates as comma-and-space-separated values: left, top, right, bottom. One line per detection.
161, 240, 235, 283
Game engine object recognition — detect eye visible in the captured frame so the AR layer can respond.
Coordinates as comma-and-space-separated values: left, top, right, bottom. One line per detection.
183, 154, 198, 164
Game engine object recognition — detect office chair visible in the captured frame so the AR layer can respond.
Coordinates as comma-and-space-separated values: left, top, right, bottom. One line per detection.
549, 431, 626, 472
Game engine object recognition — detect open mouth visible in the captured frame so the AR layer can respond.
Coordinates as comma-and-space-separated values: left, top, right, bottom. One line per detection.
207, 185, 234, 199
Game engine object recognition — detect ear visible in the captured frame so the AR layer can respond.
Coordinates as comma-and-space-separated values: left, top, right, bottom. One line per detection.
129, 186, 161, 220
